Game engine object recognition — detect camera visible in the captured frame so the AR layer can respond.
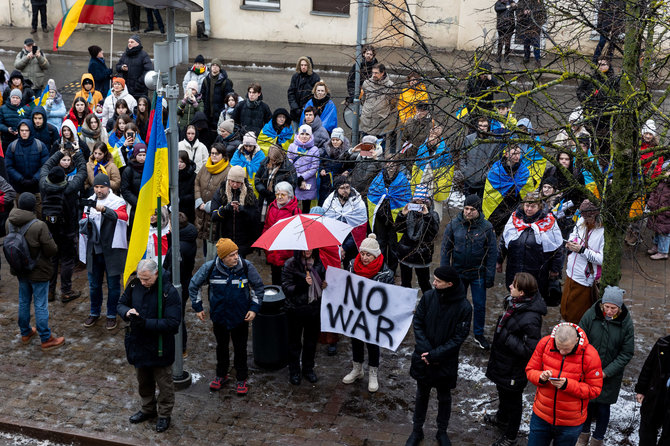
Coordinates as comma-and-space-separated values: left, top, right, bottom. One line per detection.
81, 198, 97, 208
32, 46, 38, 54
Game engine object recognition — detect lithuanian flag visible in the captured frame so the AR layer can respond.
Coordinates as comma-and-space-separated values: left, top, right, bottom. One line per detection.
123, 94, 170, 286
53, 0, 114, 51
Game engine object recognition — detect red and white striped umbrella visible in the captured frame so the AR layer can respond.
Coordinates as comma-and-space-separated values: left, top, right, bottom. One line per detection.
252, 213, 353, 251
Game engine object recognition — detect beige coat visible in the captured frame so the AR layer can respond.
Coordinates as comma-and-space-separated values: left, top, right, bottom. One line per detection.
194, 164, 230, 240
85, 158, 121, 193
360, 74, 397, 135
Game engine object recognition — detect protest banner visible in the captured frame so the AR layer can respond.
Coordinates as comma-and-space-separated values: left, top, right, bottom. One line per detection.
321, 267, 417, 351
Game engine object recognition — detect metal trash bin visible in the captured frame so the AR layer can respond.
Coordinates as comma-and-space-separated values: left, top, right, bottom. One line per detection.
252, 285, 288, 369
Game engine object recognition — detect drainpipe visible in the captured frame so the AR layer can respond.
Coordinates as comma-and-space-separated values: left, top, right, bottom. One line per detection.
61, 0, 68, 15
203, 0, 211, 36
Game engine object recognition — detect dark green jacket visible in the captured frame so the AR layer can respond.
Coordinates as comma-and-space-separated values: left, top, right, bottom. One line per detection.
579, 299, 634, 404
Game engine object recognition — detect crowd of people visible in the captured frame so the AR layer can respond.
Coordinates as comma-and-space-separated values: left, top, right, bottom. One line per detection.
0, 28, 668, 445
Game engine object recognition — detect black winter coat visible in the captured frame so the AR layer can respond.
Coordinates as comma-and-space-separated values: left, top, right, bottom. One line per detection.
178, 161, 197, 224
88, 57, 113, 97
254, 157, 298, 209
117, 276, 181, 368
281, 250, 326, 311
31, 106, 60, 149
210, 181, 260, 256
495, 0, 517, 32
486, 292, 547, 391
115, 45, 153, 98
121, 160, 144, 225
441, 212, 498, 284
288, 71, 320, 120
201, 71, 234, 125
231, 97, 272, 137
39, 151, 87, 232
394, 208, 440, 267
410, 284, 473, 387
635, 335, 670, 425
214, 130, 243, 161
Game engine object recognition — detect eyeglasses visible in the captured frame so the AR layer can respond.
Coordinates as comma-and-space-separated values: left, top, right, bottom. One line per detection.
275, 192, 288, 197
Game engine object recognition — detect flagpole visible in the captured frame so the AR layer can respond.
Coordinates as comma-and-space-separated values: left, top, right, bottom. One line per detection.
109, 21, 114, 94
157, 197, 163, 357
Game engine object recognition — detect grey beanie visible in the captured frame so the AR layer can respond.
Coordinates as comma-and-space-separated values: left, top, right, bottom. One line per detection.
602, 286, 625, 308
130, 34, 141, 45
10, 88, 22, 99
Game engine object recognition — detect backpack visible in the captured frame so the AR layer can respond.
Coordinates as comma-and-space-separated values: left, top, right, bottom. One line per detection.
41, 187, 66, 224
3, 219, 39, 274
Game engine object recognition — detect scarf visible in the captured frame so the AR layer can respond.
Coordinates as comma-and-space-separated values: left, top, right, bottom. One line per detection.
192, 65, 205, 75
206, 157, 229, 174
353, 253, 384, 279
93, 160, 108, 176
497, 294, 533, 333
302, 256, 323, 303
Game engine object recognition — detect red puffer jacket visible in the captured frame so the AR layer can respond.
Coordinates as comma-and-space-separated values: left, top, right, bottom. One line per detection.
526, 322, 603, 426
263, 197, 301, 266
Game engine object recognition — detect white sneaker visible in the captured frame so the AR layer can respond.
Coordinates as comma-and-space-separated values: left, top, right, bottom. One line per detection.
342, 362, 364, 384
368, 366, 379, 392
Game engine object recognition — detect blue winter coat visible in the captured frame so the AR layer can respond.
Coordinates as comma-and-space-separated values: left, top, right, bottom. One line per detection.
300, 98, 338, 133
44, 97, 67, 128
5, 119, 50, 191
31, 106, 60, 149
117, 276, 182, 368
88, 56, 113, 97
189, 257, 264, 329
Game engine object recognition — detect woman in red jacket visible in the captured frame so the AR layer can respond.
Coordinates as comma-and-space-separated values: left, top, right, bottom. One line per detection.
263, 181, 301, 284
525, 322, 603, 446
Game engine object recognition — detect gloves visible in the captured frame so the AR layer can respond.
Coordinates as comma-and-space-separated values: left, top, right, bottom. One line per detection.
129, 314, 146, 330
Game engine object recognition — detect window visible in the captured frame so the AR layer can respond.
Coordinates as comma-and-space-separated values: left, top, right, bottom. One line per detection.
312, 0, 350, 15
242, 0, 280, 11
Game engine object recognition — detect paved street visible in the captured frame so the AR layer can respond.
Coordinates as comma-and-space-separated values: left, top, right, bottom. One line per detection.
0, 22, 668, 446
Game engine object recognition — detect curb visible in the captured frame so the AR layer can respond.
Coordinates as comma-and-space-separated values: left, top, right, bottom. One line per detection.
0, 416, 144, 446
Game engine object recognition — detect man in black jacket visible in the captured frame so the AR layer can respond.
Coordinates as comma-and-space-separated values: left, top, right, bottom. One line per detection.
406, 265, 473, 446
288, 56, 320, 122
441, 194, 497, 350
202, 59, 234, 128
346, 45, 377, 104
118, 259, 181, 433
115, 35, 153, 98
635, 334, 670, 446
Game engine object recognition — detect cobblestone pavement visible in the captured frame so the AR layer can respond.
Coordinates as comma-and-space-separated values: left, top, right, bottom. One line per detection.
0, 204, 667, 445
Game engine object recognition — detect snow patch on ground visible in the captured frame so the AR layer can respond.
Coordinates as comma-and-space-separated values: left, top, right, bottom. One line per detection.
190, 372, 203, 384
0, 432, 70, 446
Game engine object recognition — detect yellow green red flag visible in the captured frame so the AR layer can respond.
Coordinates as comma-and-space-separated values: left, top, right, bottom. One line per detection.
53, 0, 114, 51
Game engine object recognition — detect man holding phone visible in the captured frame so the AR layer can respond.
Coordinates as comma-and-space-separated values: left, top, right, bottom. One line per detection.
525, 323, 603, 446
14, 38, 50, 95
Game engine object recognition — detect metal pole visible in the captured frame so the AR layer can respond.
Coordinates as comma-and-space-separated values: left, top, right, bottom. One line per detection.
203, 0, 211, 37
166, 8, 190, 388
351, 0, 369, 145
109, 22, 114, 94
60, 0, 68, 16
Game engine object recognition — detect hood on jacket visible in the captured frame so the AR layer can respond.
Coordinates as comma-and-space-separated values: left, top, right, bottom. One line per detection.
272, 107, 292, 130
549, 322, 591, 354
295, 56, 314, 75
9, 69, 24, 84
17, 119, 34, 144
8, 208, 37, 226
80, 72, 96, 90
309, 115, 325, 132
61, 119, 77, 139
189, 111, 209, 130
31, 105, 47, 127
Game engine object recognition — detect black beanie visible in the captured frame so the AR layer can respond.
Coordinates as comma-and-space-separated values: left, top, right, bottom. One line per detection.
48, 166, 66, 184
88, 45, 102, 59
93, 173, 111, 188
464, 194, 482, 212
18, 193, 36, 212
194, 54, 205, 64
542, 176, 558, 188
434, 265, 460, 285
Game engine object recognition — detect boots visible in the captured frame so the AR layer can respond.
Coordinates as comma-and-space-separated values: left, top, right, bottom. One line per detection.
342, 362, 364, 384
590, 439, 603, 446
575, 432, 590, 446
368, 366, 379, 392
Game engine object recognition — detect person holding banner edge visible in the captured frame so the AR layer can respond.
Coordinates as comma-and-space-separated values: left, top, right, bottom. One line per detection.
406, 265, 472, 446
342, 233, 394, 392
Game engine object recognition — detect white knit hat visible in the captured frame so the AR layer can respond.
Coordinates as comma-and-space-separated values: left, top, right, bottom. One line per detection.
359, 233, 381, 257
642, 119, 657, 137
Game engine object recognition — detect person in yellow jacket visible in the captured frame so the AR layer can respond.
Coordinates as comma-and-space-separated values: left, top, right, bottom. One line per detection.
74, 73, 104, 109
398, 72, 428, 125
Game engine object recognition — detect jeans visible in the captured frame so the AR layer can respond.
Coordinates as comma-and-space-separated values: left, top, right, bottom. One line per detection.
399, 264, 432, 293
655, 233, 670, 254
18, 280, 51, 342
32, 4, 47, 29
528, 412, 584, 446
145, 8, 164, 31
88, 254, 121, 319
352, 338, 380, 367
582, 401, 610, 440
523, 36, 542, 62
497, 385, 523, 440
412, 381, 452, 433
287, 306, 320, 375
461, 277, 487, 336
213, 321, 249, 380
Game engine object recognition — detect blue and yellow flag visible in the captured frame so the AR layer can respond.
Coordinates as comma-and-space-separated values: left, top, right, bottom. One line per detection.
17, 84, 49, 117
411, 139, 454, 202
123, 95, 170, 285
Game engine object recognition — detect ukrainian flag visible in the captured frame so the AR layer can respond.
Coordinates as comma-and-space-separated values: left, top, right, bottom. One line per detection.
367, 169, 412, 228
411, 139, 454, 202
17, 85, 49, 117
123, 95, 170, 285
